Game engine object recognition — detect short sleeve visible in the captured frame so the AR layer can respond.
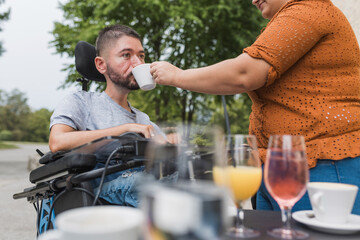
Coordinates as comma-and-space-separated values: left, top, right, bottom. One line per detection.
244, 1, 326, 86
50, 91, 89, 131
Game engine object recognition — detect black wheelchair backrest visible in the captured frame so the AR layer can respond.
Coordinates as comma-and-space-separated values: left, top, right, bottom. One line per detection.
75, 41, 106, 82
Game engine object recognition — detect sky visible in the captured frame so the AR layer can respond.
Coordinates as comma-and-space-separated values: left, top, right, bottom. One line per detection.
0, 0, 78, 111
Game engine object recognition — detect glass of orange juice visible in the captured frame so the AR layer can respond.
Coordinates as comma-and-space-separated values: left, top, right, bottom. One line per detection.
213, 134, 262, 238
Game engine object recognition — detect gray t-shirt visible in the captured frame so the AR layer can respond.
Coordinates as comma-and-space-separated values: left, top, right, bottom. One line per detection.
50, 91, 161, 134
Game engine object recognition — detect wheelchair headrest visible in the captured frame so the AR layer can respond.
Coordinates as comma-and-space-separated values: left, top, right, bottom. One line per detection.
75, 41, 106, 82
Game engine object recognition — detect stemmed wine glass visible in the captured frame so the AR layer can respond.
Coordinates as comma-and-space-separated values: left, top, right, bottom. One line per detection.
213, 134, 262, 238
264, 135, 309, 239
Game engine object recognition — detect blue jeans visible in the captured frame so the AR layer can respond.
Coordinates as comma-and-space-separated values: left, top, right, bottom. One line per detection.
256, 156, 360, 215
92, 164, 179, 207
92, 165, 145, 207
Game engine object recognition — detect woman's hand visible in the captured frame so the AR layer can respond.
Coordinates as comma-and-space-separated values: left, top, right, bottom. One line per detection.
150, 61, 182, 87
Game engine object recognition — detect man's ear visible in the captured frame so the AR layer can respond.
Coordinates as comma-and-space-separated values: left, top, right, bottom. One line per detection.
95, 56, 106, 74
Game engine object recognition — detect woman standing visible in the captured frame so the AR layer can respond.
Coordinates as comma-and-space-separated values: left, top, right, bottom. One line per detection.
150, 0, 360, 214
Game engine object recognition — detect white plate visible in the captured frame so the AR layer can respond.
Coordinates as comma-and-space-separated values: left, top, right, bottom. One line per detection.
292, 210, 360, 235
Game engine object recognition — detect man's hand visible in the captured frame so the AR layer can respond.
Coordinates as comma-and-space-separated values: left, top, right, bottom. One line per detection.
126, 123, 155, 139
165, 133, 179, 144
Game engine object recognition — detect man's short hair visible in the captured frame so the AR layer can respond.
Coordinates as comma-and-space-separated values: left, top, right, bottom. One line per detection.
95, 24, 142, 56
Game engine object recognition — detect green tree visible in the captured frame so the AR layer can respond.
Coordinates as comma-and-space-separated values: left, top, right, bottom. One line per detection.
24, 108, 52, 142
0, 89, 31, 140
0, 0, 10, 56
51, 0, 266, 130
0, 130, 12, 141
211, 94, 253, 134
0, 89, 52, 142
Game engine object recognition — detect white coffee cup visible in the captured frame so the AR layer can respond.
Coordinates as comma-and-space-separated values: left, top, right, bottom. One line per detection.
37, 206, 144, 240
307, 182, 358, 224
132, 63, 156, 91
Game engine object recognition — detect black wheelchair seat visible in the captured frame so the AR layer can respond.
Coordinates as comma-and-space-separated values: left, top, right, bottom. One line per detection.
29, 131, 149, 184
15, 132, 149, 196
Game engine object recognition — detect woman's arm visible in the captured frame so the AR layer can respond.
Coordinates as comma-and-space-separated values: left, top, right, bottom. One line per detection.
150, 53, 270, 95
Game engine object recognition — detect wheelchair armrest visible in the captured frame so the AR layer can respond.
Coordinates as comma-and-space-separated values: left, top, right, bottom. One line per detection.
38, 150, 69, 164
30, 153, 97, 183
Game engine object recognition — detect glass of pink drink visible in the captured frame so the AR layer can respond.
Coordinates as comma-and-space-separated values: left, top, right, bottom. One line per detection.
264, 135, 309, 239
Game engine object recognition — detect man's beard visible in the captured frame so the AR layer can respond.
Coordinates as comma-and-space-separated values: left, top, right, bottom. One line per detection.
107, 64, 140, 90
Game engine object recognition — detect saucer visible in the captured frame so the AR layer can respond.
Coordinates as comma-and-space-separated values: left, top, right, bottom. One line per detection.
292, 210, 360, 235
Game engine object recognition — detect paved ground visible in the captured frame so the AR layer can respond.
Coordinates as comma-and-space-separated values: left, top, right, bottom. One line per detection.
0, 143, 49, 240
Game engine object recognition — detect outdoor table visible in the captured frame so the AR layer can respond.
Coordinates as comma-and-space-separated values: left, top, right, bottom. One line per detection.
221, 210, 360, 240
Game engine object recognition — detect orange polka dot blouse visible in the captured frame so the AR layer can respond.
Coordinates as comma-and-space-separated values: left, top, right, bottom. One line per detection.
243, 0, 360, 168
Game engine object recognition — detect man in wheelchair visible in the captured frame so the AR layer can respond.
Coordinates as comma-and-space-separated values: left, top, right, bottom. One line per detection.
49, 24, 165, 207
13, 24, 199, 236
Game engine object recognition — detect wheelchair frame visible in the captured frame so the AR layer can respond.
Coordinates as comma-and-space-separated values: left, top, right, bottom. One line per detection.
13, 133, 150, 235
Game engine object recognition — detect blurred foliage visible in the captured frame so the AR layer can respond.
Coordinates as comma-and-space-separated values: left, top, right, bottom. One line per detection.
211, 94, 253, 135
51, 0, 267, 133
0, 89, 52, 142
0, 130, 12, 141
0, 0, 10, 56
24, 108, 53, 142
